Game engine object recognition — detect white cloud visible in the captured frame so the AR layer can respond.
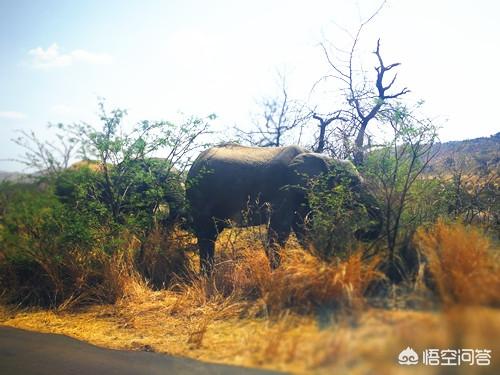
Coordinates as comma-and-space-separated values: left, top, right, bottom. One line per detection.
0, 111, 27, 120
27, 43, 112, 69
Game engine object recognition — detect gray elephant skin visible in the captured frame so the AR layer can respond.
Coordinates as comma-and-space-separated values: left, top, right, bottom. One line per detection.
186, 144, 381, 273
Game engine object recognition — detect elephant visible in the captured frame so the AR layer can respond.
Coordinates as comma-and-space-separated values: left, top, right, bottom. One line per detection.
186, 144, 382, 274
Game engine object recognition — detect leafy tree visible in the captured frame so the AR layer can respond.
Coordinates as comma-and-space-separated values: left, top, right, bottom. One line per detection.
363, 102, 439, 277
13, 101, 214, 238
0, 102, 214, 306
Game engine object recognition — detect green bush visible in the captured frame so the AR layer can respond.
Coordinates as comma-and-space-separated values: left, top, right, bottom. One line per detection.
54, 159, 185, 241
305, 167, 372, 260
0, 103, 211, 307
0, 182, 112, 306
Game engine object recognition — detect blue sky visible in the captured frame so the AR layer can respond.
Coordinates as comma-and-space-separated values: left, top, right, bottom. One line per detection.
1, 0, 499, 171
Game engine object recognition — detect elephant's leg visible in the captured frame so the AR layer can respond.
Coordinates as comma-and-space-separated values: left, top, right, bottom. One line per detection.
198, 236, 215, 275
267, 228, 290, 269
196, 222, 219, 276
292, 218, 308, 249
267, 217, 291, 269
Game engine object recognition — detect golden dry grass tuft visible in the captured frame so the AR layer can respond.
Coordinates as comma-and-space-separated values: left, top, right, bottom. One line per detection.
415, 219, 500, 306
173, 230, 383, 317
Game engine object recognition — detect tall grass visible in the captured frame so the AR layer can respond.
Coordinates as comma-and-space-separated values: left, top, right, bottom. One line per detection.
0, 225, 192, 309
415, 219, 500, 306
108, 230, 383, 351
135, 226, 194, 289
174, 232, 383, 317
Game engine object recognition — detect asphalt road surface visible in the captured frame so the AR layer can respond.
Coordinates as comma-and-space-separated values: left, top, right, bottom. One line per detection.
0, 326, 282, 375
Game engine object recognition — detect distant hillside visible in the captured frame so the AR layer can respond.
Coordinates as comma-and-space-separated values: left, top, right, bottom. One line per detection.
0, 171, 26, 182
426, 132, 499, 175
0, 171, 39, 183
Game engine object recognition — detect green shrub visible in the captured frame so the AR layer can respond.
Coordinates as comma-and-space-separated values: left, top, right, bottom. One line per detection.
305, 169, 371, 260
0, 182, 114, 306
0, 102, 211, 307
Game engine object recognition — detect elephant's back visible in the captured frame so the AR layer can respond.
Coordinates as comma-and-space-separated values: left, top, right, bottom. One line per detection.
190, 144, 306, 170
187, 145, 306, 190
186, 145, 307, 215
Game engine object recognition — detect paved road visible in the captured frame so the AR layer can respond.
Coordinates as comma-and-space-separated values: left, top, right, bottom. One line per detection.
0, 326, 282, 375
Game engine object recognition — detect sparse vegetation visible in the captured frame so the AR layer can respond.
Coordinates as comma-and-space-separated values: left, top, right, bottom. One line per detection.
0, 5, 499, 370
1, 222, 500, 373
1, 96, 499, 374
1, 83, 499, 375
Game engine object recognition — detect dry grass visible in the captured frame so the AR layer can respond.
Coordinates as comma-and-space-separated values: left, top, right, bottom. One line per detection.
2, 222, 500, 374
135, 226, 195, 288
54, 231, 145, 309
170, 228, 383, 318
0, 226, 193, 309
416, 220, 500, 306
2, 302, 499, 374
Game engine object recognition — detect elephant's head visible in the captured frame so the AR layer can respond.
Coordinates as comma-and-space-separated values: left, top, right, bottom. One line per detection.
287, 153, 382, 241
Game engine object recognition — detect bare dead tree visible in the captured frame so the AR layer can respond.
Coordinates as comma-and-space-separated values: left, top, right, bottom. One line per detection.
311, 110, 351, 154
237, 73, 310, 147
315, 1, 410, 164
350, 39, 410, 164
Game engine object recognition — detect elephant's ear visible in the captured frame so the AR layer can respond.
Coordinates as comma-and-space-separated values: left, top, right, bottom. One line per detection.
287, 153, 330, 187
